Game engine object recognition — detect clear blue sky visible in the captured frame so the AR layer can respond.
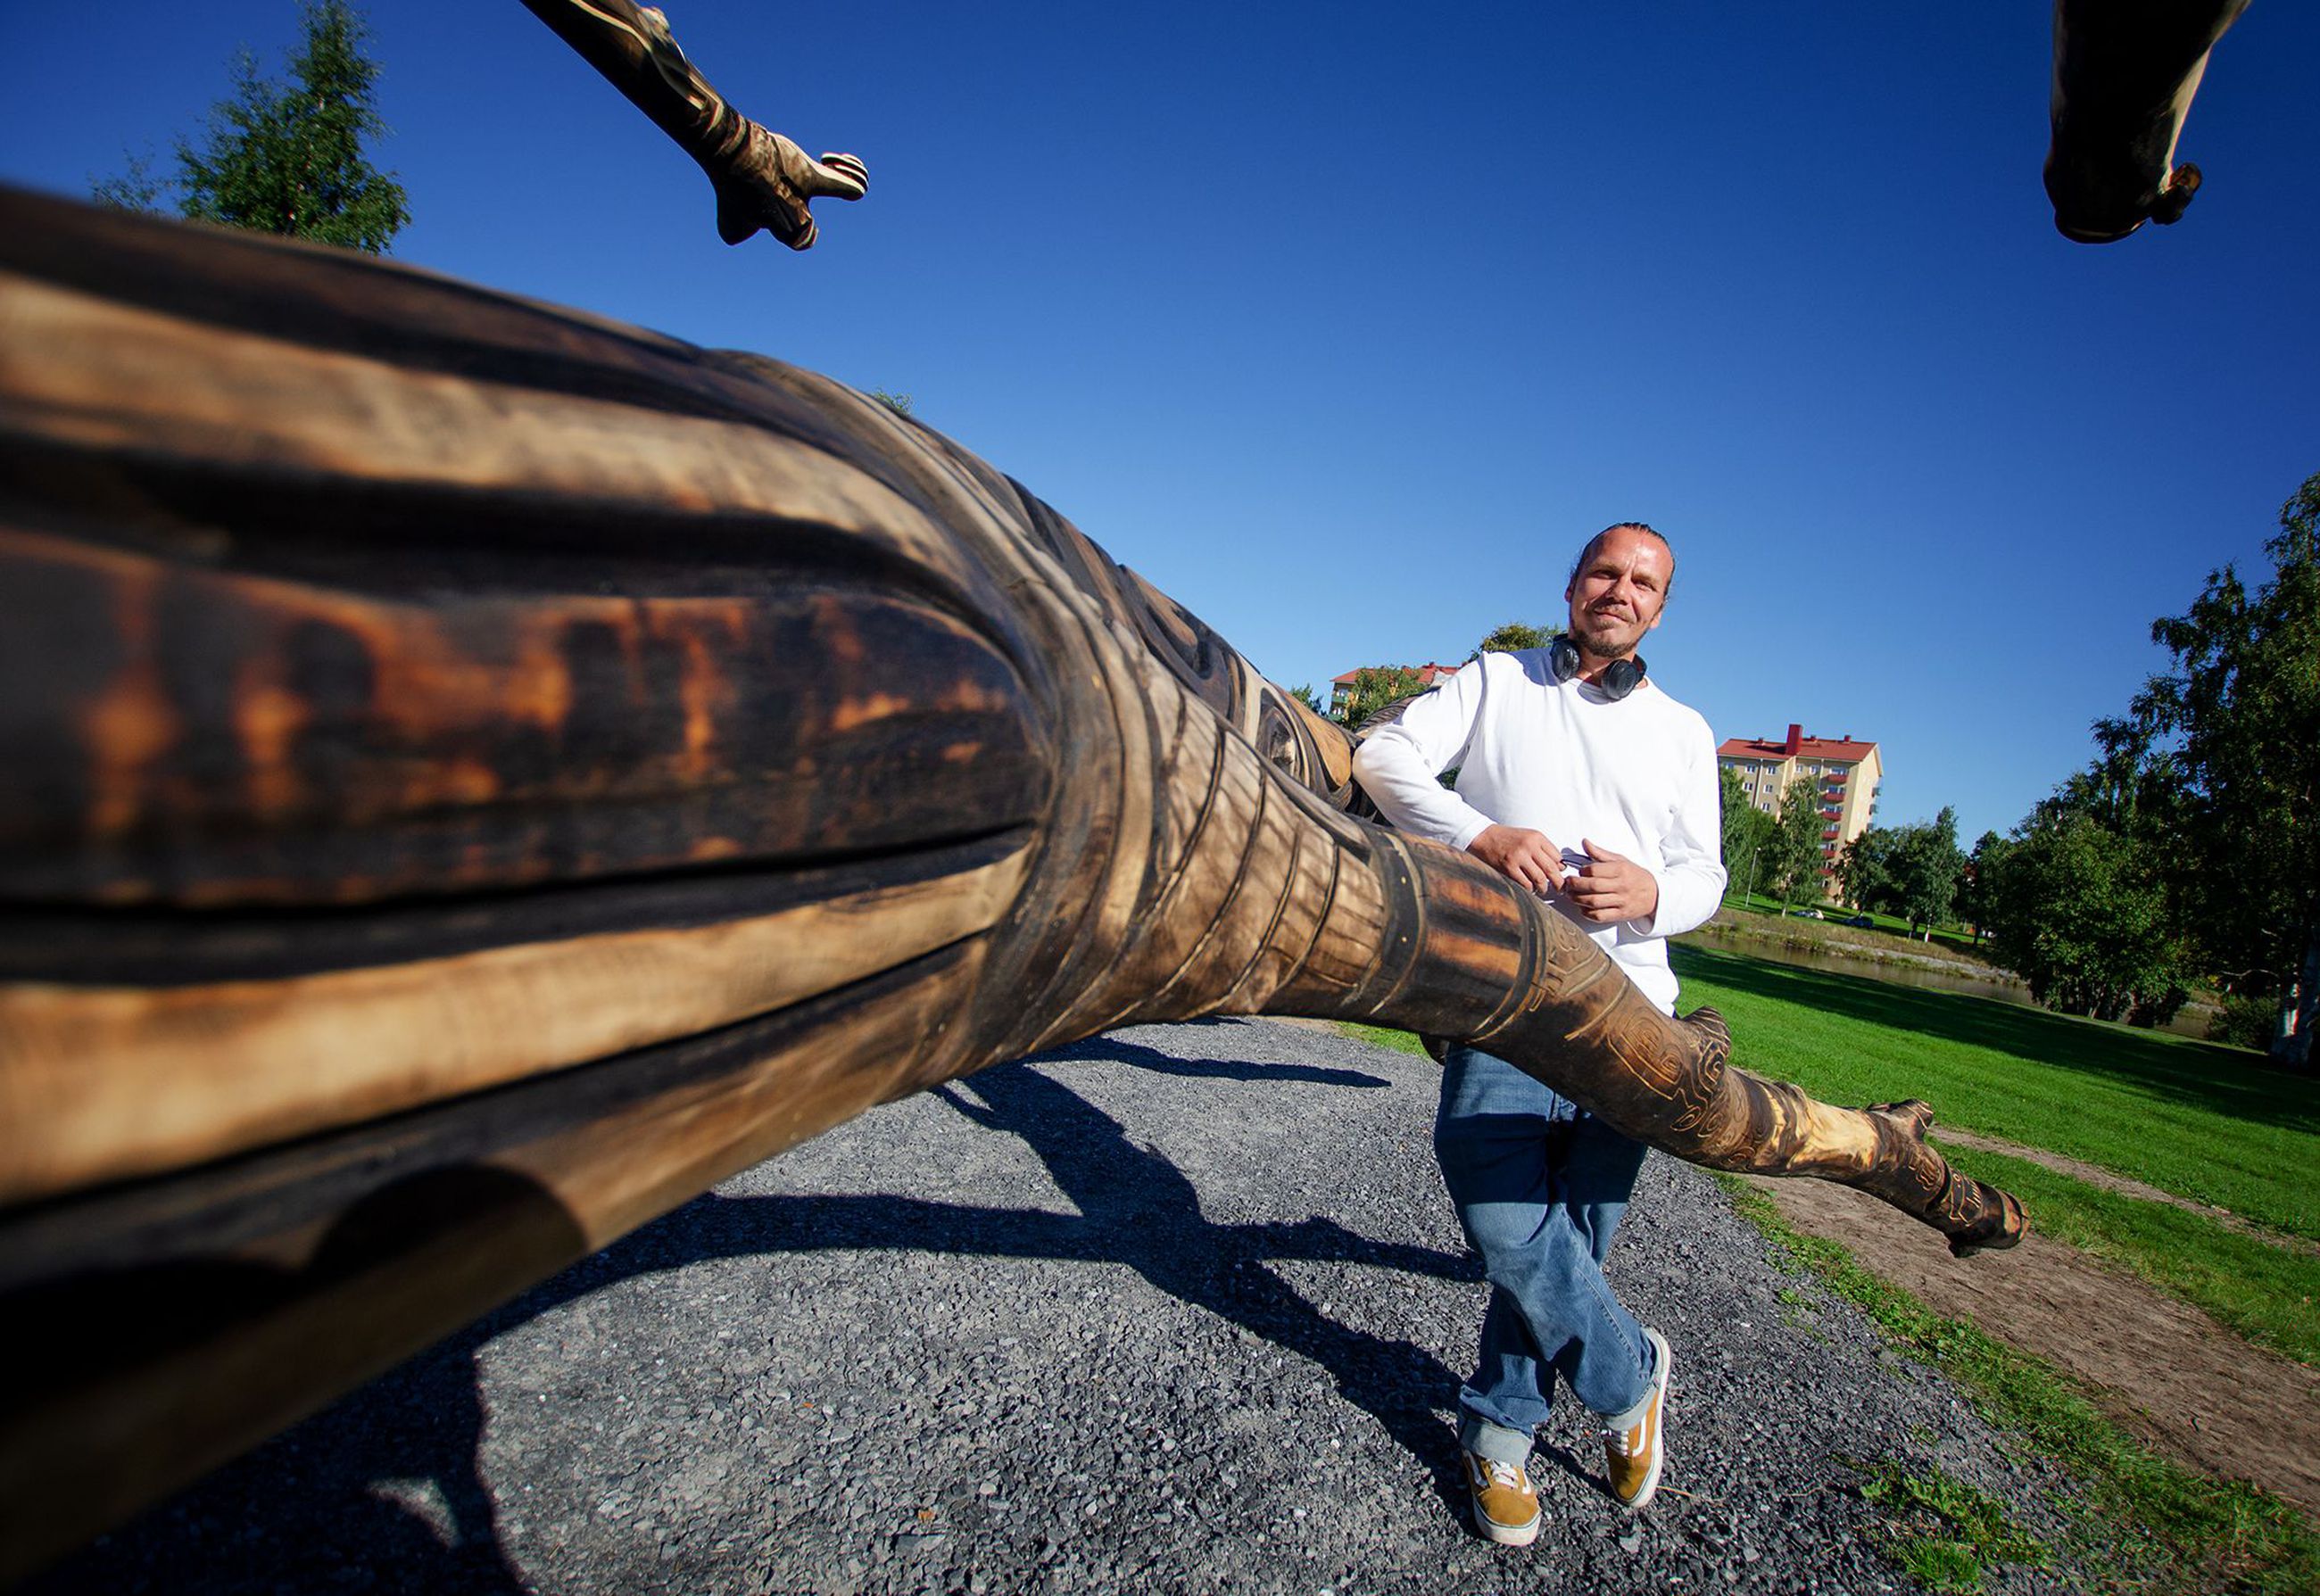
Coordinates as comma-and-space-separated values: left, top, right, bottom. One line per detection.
5, 3, 2315, 841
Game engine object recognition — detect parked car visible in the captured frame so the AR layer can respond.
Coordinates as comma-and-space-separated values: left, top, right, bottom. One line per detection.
1783, 907, 1824, 919
1842, 914, 1874, 929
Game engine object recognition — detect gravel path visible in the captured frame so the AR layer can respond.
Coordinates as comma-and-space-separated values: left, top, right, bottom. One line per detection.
36, 1019, 2086, 1594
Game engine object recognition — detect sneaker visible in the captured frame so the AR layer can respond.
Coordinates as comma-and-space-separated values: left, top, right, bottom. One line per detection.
1603, 1327, 1672, 1510
1461, 1450, 1542, 1546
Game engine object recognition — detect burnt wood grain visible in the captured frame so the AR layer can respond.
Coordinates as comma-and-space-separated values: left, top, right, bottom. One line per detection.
0, 186, 2019, 1580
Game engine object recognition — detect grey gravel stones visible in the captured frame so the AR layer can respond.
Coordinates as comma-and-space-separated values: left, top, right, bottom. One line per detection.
34, 1018, 2083, 1593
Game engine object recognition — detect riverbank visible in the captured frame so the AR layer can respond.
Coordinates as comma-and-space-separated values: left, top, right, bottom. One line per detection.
1683, 906, 2021, 982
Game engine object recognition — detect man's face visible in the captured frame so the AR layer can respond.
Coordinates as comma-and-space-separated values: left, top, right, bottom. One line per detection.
1563, 525, 1671, 660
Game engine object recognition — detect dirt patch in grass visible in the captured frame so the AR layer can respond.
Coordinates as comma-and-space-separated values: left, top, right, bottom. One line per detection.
1743, 1173, 2320, 1522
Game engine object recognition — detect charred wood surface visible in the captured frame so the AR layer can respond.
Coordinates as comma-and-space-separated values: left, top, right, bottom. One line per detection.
0, 188, 2019, 1580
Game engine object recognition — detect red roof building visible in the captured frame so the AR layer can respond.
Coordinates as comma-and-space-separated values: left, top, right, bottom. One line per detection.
1717, 724, 1884, 897
1328, 662, 1462, 717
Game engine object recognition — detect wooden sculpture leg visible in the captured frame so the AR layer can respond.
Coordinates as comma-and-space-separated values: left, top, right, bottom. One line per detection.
2043, 0, 2250, 242
1297, 841, 2028, 1258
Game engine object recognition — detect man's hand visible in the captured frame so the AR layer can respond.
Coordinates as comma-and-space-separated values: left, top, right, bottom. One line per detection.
1467, 823, 1570, 896
1561, 838, 1660, 924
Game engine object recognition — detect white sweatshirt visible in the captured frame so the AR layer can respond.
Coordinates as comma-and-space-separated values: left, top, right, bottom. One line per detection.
1350, 649, 1728, 1014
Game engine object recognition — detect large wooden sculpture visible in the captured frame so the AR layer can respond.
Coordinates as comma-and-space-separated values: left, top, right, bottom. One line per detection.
0, 184, 2022, 1578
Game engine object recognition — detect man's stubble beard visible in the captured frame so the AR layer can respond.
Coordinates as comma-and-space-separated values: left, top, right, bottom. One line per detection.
1571, 616, 1642, 661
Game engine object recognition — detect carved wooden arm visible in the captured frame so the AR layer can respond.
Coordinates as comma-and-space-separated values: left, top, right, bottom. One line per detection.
519, 0, 866, 246
0, 188, 2017, 1579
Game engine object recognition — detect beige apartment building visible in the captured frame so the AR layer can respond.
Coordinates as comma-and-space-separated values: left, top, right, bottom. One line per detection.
1717, 724, 1883, 898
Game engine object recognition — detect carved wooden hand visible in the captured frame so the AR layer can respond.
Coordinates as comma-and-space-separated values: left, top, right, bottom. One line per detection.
520, 0, 866, 247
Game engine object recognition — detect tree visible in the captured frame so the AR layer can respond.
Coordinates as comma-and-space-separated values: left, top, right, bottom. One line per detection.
1766, 777, 1827, 908
1833, 825, 1898, 914
1983, 797, 2193, 1024
1473, 622, 1550, 657
1333, 665, 1427, 728
1718, 766, 1779, 903
870, 390, 916, 417
95, 2, 408, 253
1286, 683, 1324, 715
2114, 471, 2320, 1067
1957, 829, 2005, 944
90, 153, 169, 214
1888, 806, 1965, 939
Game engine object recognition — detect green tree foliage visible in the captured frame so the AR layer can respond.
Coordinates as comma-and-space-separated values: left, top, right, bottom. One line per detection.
870, 389, 916, 417
96, 2, 408, 253
1767, 777, 1827, 906
90, 153, 169, 213
1473, 622, 1550, 657
1718, 766, 1779, 898
1285, 683, 1324, 715
2209, 990, 2278, 1051
1957, 829, 2005, 943
1890, 806, 1965, 939
1833, 815, 1965, 932
1982, 791, 2193, 1025
1834, 825, 1897, 913
1334, 666, 1427, 728
2111, 472, 2320, 1068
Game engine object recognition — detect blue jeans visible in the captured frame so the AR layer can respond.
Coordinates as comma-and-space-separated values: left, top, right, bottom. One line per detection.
1434, 1045, 1655, 1464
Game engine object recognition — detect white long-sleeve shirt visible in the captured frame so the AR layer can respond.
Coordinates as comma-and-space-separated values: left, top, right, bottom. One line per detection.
1351, 649, 1728, 1014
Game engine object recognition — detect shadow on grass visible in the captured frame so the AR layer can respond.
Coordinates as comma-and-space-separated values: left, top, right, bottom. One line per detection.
1670, 943, 2320, 1137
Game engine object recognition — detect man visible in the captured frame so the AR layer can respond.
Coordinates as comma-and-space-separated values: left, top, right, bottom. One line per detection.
1351, 522, 1727, 1546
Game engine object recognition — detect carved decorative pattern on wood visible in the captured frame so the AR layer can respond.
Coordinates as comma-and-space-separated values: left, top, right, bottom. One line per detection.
0, 188, 2018, 1581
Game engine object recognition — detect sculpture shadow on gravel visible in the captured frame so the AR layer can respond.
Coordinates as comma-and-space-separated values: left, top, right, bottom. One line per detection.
29, 1046, 1486, 1590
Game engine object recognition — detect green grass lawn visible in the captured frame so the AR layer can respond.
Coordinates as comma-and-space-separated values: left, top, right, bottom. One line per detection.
1670, 944, 2320, 1239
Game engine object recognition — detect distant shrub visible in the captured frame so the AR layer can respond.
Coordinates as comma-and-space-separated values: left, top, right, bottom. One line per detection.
2208, 991, 2274, 1051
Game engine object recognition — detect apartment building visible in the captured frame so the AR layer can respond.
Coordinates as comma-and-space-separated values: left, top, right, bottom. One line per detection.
1717, 724, 1883, 897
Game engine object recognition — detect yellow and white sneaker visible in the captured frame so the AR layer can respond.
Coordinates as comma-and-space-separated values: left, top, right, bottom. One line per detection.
1461, 1449, 1542, 1546
1603, 1326, 1672, 1510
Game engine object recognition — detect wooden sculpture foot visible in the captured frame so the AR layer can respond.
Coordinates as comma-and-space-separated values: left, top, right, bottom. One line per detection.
1856, 1099, 2028, 1258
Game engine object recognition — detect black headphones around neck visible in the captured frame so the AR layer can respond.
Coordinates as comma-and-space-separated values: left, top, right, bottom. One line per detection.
1546, 633, 1647, 701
